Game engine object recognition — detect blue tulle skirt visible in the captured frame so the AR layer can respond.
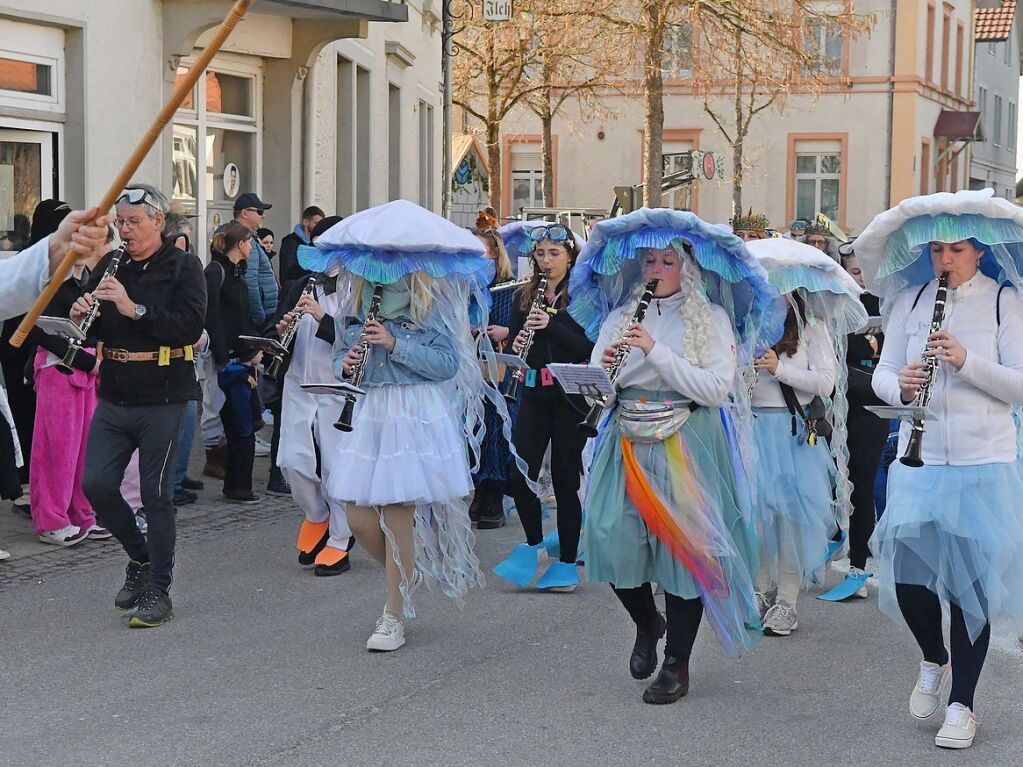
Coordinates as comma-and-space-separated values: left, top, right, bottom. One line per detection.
871, 461, 1023, 642
752, 409, 838, 585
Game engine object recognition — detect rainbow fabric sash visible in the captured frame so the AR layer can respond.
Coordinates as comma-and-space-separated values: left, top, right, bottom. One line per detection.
621, 431, 758, 658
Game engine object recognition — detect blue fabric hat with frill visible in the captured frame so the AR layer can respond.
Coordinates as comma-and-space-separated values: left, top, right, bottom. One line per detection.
298, 199, 493, 285
746, 238, 868, 335
567, 207, 786, 363
855, 189, 1023, 300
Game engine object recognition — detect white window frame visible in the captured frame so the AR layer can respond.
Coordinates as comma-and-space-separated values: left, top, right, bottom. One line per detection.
803, 6, 844, 75
0, 123, 61, 255
173, 54, 263, 261
793, 145, 842, 222
661, 22, 693, 80
0, 21, 64, 113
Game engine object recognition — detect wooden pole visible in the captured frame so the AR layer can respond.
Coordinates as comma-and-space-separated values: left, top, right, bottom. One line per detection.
10, 0, 255, 348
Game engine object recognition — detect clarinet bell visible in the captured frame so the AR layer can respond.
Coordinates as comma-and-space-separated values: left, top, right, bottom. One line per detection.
264, 353, 285, 379
503, 374, 521, 404
334, 396, 355, 432
899, 426, 925, 467
578, 403, 602, 438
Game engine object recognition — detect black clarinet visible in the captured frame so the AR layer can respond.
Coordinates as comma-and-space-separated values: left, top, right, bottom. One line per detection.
502, 270, 549, 403
900, 272, 949, 467
265, 275, 317, 378
335, 283, 384, 432
55, 244, 127, 375
578, 279, 659, 438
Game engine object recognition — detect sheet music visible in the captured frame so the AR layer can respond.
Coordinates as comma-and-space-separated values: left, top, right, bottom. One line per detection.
238, 335, 288, 355
864, 405, 926, 421
299, 382, 366, 397
546, 363, 615, 398
36, 316, 86, 342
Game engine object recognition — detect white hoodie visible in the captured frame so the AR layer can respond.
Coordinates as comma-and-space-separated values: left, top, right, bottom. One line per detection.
873, 273, 1023, 466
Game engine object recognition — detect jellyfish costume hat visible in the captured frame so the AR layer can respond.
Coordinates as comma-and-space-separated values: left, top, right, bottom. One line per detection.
299, 199, 519, 615
569, 207, 787, 658
745, 237, 869, 562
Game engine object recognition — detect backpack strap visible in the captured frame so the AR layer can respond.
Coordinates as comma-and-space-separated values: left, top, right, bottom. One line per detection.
997, 282, 1009, 327
910, 281, 929, 312
778, 381, 805, 436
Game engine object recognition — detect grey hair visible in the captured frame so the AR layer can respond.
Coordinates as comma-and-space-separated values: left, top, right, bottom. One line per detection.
162, 212, 192, 237
119, 182, 169, 219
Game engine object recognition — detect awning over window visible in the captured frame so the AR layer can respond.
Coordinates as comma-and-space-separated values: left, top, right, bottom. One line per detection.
934, 110, 984, 142
260, 0, 407, 22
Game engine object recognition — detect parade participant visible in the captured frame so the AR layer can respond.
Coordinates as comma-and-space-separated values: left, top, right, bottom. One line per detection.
29, 227, 112, 546
205, 222, 262, 504
470, 208, 518, 529
493, 223, 593, 593
569, 207, 785, 703
272, 215, 355, 576
303, 199, 495, 652
279, 205, 325, 286
819, 246, 888, 601
731, 210, 770, 242
71, 184, 206, 629
858, 188, 1023, 749
745, 239, 867, 632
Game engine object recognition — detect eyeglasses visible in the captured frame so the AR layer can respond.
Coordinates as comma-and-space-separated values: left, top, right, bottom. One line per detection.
116, 187, 162, 211
529, 224, 570, 243
115, 216, 150, 230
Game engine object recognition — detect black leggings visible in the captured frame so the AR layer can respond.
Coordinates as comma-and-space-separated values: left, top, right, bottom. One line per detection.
612, 583, 704, 661
895, 583, 991, 710
846, 407, 888, 569
508, 392, 587, 563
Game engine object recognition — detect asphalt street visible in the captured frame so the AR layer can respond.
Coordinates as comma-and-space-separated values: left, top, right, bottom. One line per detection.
2, 485, 1022, 767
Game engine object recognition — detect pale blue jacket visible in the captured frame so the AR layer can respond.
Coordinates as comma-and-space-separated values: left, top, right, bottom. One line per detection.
333, 314, 459, 386
243, 236, 278, 326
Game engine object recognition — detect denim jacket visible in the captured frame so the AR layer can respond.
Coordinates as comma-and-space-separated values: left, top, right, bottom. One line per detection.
333, 313, 459, 386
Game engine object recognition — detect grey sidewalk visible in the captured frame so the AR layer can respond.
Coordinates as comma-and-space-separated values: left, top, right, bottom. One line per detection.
2, 482, 1022, 766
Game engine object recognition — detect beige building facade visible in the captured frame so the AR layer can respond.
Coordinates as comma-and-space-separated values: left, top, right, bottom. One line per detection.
0, 0, 442, 260
486, 0, 981, 235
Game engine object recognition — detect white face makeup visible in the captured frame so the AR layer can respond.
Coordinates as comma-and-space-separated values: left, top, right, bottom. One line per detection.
641, 248, 684, 298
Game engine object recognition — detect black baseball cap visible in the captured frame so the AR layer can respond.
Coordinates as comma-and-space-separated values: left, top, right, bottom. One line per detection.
233, 192, 272, 214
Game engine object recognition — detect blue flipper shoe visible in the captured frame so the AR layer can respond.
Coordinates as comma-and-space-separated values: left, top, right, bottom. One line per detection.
825, 529, 848, 563
536, 560, 579, 592
493, 543, 543, 588
542, 529, 561, 560
818, 570, 871, 602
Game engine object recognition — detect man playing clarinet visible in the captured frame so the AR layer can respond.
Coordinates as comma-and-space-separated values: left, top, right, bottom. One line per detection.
71, 183, 207, 628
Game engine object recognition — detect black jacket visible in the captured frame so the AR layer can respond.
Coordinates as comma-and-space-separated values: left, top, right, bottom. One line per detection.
846, 293, 884, 408
507, 282, 593, 397
205, 253, 258, 367
87, 239, 206, 405
278, 232, 312, 287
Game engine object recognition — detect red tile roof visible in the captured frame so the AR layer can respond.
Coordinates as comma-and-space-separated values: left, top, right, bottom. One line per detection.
975, 0, 1017, 43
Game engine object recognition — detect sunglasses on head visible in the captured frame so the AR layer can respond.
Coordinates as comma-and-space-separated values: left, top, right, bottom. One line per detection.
529, 224, 570, 243
116, 187, 162, 210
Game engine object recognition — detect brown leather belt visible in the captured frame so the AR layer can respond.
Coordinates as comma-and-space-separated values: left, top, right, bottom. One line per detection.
103, 347, 188, 363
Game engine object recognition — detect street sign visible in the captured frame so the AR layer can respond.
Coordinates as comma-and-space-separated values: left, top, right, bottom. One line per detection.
483, 0, 512, 22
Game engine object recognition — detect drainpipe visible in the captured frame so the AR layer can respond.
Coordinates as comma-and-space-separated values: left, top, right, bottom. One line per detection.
884, 0, 897, 208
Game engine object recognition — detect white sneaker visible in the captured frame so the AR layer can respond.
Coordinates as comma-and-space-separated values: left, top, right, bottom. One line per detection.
763, 602, 798, 636
935, 703, 977, 749
910, 660, 950, 720
261, 408, 273, 425
0, 547, 9, 560
848, 566, 869, 598
37, 524, 89, 547
86, 524, 113, 540
254, 435, 271, 457
135, 511, 148, 535
366, 612, 406, 652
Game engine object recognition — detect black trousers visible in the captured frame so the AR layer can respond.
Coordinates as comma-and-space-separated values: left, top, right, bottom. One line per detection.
508, 391, 587, 563
612, 583, 704, 661
846, 406, 889, 569
83, 400, 186, 593
896, 583, 991, 710
220, 402, 255, 496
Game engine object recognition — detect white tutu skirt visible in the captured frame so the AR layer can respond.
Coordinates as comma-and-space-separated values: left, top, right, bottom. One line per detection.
325, 382, 472, 507
752, 409, 838, 585
871, 461, 1023, 642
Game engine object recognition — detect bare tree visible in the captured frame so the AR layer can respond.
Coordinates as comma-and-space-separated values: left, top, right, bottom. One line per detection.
694, 3, 874, 215
452, 3, 544, 215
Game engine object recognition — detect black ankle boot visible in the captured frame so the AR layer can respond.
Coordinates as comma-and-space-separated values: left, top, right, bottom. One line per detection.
642, 655, 690, 704
630, 612, 666, 680
469, 483, 489, 523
